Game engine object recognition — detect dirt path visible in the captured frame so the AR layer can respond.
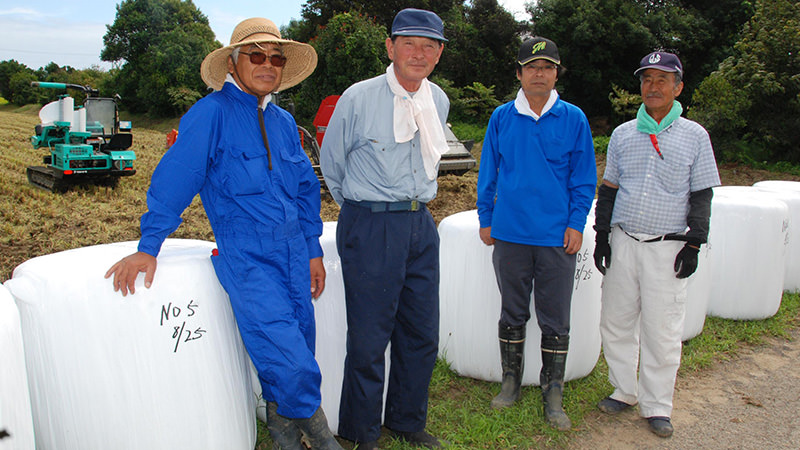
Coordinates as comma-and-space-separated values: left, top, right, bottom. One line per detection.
568, 329, 800, 449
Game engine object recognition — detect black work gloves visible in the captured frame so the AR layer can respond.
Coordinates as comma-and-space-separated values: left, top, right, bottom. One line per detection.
593, 231, 611, 275
593, 183, 617, 276
674, 244, 700, 278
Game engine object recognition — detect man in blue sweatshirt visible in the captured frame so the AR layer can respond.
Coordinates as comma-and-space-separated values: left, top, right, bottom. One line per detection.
476, 37, 596, 431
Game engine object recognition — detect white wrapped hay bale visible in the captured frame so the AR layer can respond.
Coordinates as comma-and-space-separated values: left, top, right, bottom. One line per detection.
438, 210, 602, 385
707, 187, 789, 319
683, 245, 711, 341
310, 221, 349, 433
253, 222, 389, 433
753, 181, 800, 292
0, 284, 35, 450
4, 239, 255, 450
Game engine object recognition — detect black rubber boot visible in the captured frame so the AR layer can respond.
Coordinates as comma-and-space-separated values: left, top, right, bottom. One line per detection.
266, 402, 304, 450
292, 406, 344, 450
540, 334, 571, 431
491, 324, 526, 409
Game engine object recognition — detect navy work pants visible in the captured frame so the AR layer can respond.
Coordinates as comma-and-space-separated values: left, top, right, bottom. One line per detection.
335, 201, 440, 443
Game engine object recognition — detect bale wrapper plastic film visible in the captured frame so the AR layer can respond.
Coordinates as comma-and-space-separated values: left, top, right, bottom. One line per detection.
707, 187, 789, 320
683, 244, 712, 341
0, 284, 35, 450
437, 210, 601, 385
4, 239, 256, 450
753, 181, 800, 292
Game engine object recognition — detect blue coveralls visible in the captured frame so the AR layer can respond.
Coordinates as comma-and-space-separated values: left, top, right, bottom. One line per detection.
137, 82, 324, 419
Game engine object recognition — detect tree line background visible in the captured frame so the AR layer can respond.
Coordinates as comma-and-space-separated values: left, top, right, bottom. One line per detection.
1, 0, 798, 164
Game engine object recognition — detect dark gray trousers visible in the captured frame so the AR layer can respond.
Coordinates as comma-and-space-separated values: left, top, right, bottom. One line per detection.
492, 240, 576, 336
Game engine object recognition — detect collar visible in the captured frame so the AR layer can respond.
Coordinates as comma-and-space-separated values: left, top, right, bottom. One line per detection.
636, 100, 683, 135
225, 73, 272, 109
514, 89, 559, 120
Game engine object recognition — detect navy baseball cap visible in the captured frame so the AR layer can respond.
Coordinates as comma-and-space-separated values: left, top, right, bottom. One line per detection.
634, 51, 683, 76
391, 8, 447, 42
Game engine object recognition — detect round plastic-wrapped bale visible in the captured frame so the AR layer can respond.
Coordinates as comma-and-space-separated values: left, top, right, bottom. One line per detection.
682, 244, 712, 341
753, 181, 800, 292
706, 186, 789, 320
252, 222, 389, 433
438, 210, 602, 385
0, 283, 35, 450
4, 239, 255, 450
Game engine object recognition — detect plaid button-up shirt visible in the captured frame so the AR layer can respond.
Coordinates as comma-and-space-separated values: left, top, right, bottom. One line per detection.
603, 116, 720, 235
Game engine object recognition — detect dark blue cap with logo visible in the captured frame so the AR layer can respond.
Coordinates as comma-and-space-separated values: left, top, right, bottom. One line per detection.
391, 8, 447, 42
634, 51, 683, 76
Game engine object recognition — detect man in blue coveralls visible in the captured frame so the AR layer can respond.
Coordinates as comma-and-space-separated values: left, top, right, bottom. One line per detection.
105, 17, 342, 450
320, 8, 449, 450
477, 37, 597, 431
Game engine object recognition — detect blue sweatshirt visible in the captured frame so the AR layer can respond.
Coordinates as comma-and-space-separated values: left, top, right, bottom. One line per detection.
477, 96, 597, 246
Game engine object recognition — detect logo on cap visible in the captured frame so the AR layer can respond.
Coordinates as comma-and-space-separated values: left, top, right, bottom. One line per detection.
531, 41, 547, 55
648, 54, 661, 64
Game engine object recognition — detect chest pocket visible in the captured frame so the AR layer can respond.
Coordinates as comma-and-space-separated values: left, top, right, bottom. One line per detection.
223, 146, 269, 196
364, 135, 403, 186
655, 146, 693, 195
278, 130, 315, 199
542, 134, 568, 162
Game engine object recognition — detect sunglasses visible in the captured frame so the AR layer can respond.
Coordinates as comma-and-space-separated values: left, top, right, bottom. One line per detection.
239, 51, 287, 67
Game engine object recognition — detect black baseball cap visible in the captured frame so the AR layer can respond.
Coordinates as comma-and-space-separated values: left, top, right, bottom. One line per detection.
518, 37, 560, 66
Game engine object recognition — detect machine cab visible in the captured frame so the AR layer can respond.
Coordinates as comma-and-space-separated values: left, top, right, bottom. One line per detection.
84, 97, 133, 151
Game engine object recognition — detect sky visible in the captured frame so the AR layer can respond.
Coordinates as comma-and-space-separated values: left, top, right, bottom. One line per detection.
0, 0, 531, 71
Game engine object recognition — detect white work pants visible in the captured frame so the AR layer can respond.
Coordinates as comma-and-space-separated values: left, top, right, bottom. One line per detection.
600, 226, 688, 418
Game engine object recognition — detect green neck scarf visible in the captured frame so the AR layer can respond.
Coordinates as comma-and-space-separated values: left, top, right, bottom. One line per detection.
636, 100, 683, 135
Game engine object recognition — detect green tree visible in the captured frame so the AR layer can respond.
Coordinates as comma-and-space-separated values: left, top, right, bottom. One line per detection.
289, 12, 388, 124
8, 70, 40, 106
435, 75, 501, 123
689, 0, 800, 162
530, 0, 655, 123
0, 60, 30, 100
529, 0, 754, 127
648, 0, 754, 105
298, 0, 459, 42
288, 0, 524, 116
101, 0, 219, 116
438, 0, 524, 103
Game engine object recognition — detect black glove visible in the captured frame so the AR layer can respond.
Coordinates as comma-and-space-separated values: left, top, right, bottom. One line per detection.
674, 244, 700, 279
594, 231, 611, 275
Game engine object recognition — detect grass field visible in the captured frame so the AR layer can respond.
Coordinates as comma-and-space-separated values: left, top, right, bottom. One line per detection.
2, 105, 799, 449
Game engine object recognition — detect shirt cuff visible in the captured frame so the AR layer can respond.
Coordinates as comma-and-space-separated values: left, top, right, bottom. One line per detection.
306, 237, 323, 260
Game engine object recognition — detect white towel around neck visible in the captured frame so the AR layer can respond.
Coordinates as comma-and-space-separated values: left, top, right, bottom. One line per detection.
386, 64, 448, 180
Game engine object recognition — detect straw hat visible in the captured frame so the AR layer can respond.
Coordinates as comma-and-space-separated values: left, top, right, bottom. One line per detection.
200, 17, 317, 92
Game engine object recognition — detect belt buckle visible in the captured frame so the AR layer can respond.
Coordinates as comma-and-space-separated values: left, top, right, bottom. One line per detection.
410, 200, 419, 211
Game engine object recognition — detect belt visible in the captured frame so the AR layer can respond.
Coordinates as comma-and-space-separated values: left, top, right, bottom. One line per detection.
623, 230, 687, 243
345, 199, 425, 212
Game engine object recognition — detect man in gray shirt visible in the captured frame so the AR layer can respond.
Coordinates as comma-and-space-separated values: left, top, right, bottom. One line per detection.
320, 8, 449, 450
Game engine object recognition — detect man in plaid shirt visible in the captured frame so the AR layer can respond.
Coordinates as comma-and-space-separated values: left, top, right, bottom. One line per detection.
592, 51, 720, 438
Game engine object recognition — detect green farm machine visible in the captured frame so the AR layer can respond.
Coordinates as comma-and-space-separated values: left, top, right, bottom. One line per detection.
27, 81, 136, 192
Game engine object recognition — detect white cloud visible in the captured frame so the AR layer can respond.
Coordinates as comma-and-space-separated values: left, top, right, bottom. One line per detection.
0, 8, 41, 17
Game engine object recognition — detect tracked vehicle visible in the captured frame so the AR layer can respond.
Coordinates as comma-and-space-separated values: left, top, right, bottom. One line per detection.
27, 81, 136, 192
